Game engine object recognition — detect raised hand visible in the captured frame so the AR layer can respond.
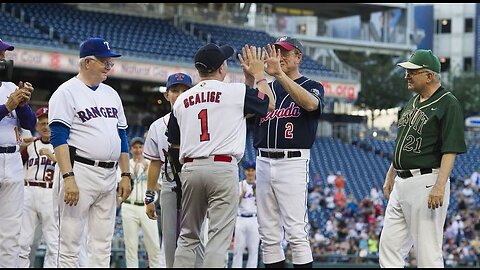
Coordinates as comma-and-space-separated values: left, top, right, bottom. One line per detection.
238, 45, 265, 80
17, 81, 34, 107
239, 45, 255, 85
264, 44, 282, 77
5, 88, 24, 111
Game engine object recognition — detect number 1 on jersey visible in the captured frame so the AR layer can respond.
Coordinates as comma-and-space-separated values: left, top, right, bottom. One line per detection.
198, 109, 210, 142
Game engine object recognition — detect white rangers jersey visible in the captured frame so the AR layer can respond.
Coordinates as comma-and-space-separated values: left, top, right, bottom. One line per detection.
23, 138, 56, 182
48, 77, 128, 161
0, 82, 21, 146
168, 80, 269, 163
238, 180, 257, 216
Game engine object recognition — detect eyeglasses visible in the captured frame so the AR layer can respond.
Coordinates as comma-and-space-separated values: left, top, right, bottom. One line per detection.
404, 71, 430, 78
87, 57, 115, 68
280, 49, 301, 58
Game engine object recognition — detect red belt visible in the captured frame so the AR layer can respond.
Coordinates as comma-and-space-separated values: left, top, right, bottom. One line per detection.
184, 155, 233, 163
24, 181, 53, 189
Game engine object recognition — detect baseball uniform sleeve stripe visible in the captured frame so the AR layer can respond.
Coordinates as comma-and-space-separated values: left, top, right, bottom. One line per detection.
49, 118, 72, 128
118, 128, 128, 153
143, 152, 161, 160
50, 122, 70, 148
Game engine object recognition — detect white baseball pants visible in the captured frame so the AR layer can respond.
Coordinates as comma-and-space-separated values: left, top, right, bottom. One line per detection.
256, 149, 312, 265
0, 152, 23, 268
379, 172, 449, 268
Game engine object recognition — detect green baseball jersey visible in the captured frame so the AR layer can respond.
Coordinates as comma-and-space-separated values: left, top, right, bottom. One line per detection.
393, 86, 467, 170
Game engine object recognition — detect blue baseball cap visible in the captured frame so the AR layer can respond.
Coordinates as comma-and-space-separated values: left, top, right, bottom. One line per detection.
130, 137, 144, 147
79, 37, 121, 58
243, 161, 256, 170
0, 39, 14, 51
166, 73, 193, 89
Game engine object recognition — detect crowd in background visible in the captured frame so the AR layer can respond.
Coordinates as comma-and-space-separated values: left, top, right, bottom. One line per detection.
301, 168, 480, 267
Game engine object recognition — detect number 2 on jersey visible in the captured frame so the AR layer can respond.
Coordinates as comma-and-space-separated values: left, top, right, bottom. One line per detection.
285, 122, 293, 139
198, 109, 210, 142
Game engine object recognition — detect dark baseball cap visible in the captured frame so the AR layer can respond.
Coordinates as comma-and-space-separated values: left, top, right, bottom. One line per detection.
0, 39, 14, 51
397, 49, 441, 73
130, 137, 144, 147
244, 160, 256, 170
194, 43, 234, 73
35, 107, 48, 118
79, 37, 121, 58
166, 73, 193, 89
274, 36, 303, 53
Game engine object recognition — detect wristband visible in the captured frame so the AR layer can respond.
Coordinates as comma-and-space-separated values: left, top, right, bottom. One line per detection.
62, 171, 74, 179
144, 197, 154, 205
121, 172, 132, 179
255, 78, 267, 85
144, 189, 156, 205
145, 189, 156, 197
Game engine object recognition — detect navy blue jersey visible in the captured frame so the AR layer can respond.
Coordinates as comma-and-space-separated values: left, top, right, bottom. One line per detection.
254, 76, 324, 149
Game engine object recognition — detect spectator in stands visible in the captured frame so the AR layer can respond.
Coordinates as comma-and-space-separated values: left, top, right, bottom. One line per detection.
334, 171, 345, 191
326, 170, 336, 186
0, 38, 36, 268
470, 168, 479, 190
367, 232, 379, 256
334, 188, 346, 208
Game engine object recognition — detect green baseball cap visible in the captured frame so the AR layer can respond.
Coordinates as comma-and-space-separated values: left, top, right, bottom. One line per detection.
397, 49, 441, 73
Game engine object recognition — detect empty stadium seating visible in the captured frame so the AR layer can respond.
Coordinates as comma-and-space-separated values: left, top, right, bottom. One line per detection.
0, 7, 65, 48
3, 3, 344, 78
187, 22, 335, 76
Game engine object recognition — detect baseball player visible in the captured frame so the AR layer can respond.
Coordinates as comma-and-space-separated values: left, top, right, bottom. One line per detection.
254, 36, 325, 268
166, 44, 275, 268
0, 38, 36, 268
121, 137, 165, 268
48, 37, 131, 267
18, 107, 58, 268
379, 49, 467, 267
144, 72, 206, 268
232, 161, 260, 268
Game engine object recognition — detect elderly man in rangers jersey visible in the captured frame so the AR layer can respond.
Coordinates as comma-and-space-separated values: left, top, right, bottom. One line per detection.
253, 36, 325, 268
48, 37, 131, 267
18, 107, 58, 267
167, 44, 276, 268
379, 50, 467, 268
0, 38, 36, 268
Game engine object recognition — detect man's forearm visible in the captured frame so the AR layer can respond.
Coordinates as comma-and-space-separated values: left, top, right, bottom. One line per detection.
118, 152, 130, 173
276, 73, 318, 111
147, 160, 162, 190
54, 144, 73, 175
436, 153, 456, 187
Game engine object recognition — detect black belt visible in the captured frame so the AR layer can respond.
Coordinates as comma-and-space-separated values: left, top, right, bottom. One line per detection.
240, 213, 257, 218
258, 150, 301, 159
24, 181, 53, 189
396, 168, 433, 179
124, 200, 144, 206
74, 155, 117, 169
0, 146, 16, 154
